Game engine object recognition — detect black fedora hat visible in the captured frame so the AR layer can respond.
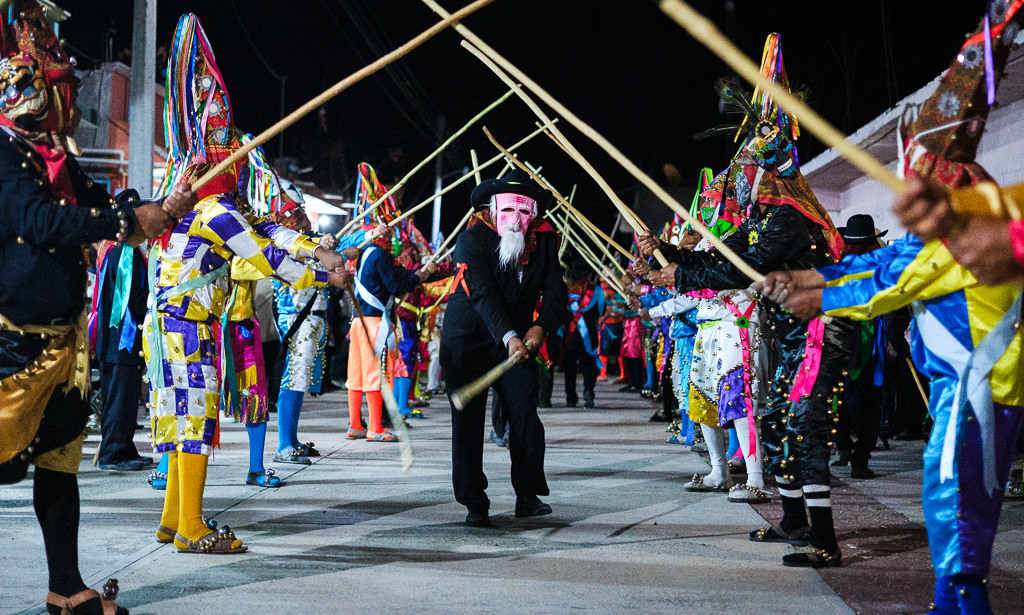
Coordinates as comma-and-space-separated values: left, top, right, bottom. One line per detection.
838, 214, 888, 244
470, 168, 548, 211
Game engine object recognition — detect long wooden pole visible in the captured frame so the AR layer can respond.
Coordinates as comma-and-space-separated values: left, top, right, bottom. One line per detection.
432, 206, 474, 258
483, 127, 633, 261
451, 351, 523, 410
191, 0, 496, 192
549, 209, 628, 296
554, 201, 626, 276
453, 39, 670, 266
419, 0, 763, 282
356, 122, 553, 247
470, 149, 482, 185
656, 0, 903, 195
336, 87, 515, 238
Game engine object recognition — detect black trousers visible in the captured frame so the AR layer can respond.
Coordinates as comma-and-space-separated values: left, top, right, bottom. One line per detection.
447, 360, 549, 511
843, 371, 882, 468
97, 361, 142, 465
563, 332, 598, 404
762, 317, 856, 487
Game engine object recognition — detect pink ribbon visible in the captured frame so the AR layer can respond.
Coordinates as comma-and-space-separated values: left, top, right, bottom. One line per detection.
788, 318, 825, 402
723, 295, 757, 450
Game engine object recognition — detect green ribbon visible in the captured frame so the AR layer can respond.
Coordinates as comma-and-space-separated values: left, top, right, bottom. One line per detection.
109, 245, 134, 329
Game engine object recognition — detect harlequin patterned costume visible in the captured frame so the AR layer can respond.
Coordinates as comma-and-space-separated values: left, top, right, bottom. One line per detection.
143, 14, 331, 554
816, 3, 1024, 609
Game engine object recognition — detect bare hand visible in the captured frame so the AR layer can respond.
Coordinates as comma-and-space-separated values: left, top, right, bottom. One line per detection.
755, 270, 793, 302
947, 217, 1023, 285
637, 232, 660, 257
132, 202, 173, 242
626, 295, 641, 310
162, 183, 199, 219
371, 223, 390, 241
648, 264, 677, 287
524, 325, 545, 351
416, 260, 438, 281
893, 174, 958, 242
327, 268, 352, 290
782, 288, 824, 320
314, 246, 345, 271
507, 336, 528, 362
318, 234, 339, 250
342, 246, 361, 261
639, 308, 651, 321
631, 259, 651, 277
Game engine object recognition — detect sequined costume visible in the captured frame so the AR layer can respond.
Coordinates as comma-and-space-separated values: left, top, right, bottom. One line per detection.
817, 3, 1024, 598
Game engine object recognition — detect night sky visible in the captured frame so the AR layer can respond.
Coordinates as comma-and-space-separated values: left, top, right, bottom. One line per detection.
56, 0, 985, 238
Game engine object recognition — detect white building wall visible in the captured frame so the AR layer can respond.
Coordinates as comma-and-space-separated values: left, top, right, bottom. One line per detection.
830, 99, 1024, 238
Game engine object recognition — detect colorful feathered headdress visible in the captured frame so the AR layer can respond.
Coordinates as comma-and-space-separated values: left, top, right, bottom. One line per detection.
354, 162, 400, 225
158, 13, 242, 198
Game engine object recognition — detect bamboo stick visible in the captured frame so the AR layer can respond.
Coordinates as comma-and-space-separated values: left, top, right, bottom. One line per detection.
561, 202, 627, 276
337, 87, 515, 238
419, 0, 764, 282
465, 40, 761, 282
470, 149, 482, 185
191, 0, 497, 192
656, 0, 903, 194
547, 209, 628, 296
451, 351, 523, 410
484, 127, 633, 261
432, 206, 475, 258
455, 39, 669, 266
356, 122, 553, 247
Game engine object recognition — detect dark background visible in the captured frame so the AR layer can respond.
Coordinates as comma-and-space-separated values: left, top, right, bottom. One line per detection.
56, 0, 984, 238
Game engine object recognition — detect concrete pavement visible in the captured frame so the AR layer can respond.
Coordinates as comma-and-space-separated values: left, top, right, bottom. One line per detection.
0, 378, 1020, 614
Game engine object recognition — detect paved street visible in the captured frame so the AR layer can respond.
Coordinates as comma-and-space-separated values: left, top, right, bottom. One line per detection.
2, 379, 1023, 614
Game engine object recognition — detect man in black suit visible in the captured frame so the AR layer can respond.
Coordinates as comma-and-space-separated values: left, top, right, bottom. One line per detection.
441, 169, 568, 527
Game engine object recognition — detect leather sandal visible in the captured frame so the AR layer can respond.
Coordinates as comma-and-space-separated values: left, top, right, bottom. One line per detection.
684, 473, 727, 492
156, 524, 176, 544
47, 580, 127, 615
749, 524, 809, 545
782, 545, 842, 568
246, 469, 283, 487
366, 430, 401, 442
175, 528, 248, 554
297, 442, 320, 457
728, 484, 771, 504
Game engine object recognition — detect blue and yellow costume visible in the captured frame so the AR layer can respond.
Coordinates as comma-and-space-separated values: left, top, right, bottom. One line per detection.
816, 2, 1024, 609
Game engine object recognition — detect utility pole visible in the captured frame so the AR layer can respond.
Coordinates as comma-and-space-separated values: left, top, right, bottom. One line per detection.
127, 0, 156, 197
430, 115, 446, 247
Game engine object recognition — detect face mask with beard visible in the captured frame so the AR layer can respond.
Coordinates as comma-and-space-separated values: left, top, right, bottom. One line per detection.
490, 193, 536, 268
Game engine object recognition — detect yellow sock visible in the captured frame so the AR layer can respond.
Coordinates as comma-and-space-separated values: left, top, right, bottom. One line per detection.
174, 451, 243, 550
156, 451, 179, 542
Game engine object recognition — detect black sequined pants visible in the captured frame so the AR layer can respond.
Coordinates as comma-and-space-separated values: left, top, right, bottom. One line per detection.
761, 317, 856, 488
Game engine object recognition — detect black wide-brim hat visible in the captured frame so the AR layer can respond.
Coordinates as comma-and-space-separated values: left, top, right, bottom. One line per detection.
470, 168, 549, 211
838, 213, 888, 244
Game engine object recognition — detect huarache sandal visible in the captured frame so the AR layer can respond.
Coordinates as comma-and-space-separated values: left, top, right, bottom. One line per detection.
728, 484, 771, 504
147, 470, 167, 490
366, 430, 401, 442
684, 473, 727, 492
346, 427, 367, 439
46, 580, 127, 615
749, 524, 809, 545
782, 546, 842, 568
297, 442, 320, 457
175, 528, 247, 554
246, 469, 283, 487
407, 408, 425, 419
156, 525, 176, 544
273, 448, 311, 465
